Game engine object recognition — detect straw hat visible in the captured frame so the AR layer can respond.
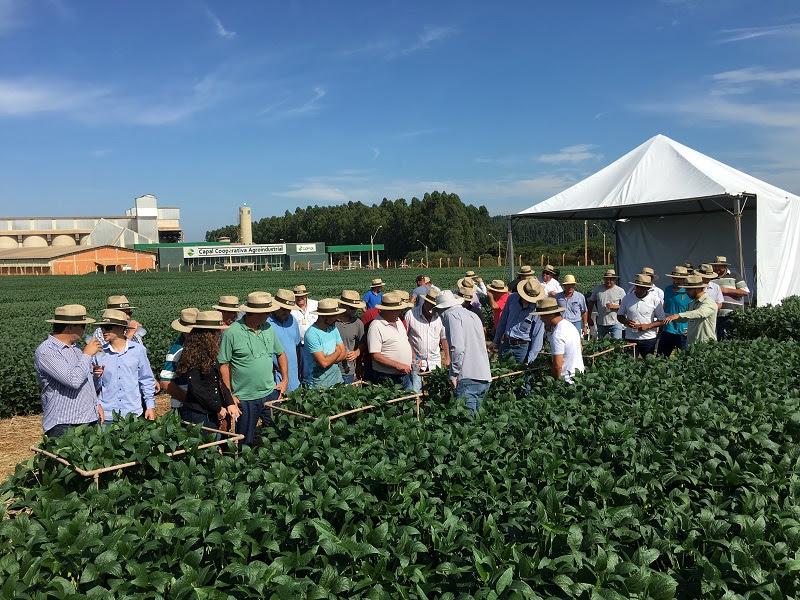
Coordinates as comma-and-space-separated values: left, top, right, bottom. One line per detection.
630, 274, 653, 288
683, 262, 695, 271
314, 298, 346, 317
487, 279, 508, 293
683, 274, 707, 289
518, 265, 535, 279
710, 255, 729, 266
465, 270, 477, 278
96, 308, 132, 329
46, 304, 96, 325
457, 276, 475, 289
370, 278, 384, 288
562, 274, 577, 286
292, 284, 309, 297
338, 289, 366, 310
422, 286, 442, 305
456, 286, 475, 301
274, 289, 298, 311
542, 264, 557, 276
106, 295, 136, 310
531, 297, 565, 316
666, 266, 689, 278
696, 264, 718, 280
642, 267, 655, 277
396, 290, 411, 305
376, 291, 407, 311
192, 310, 225, 330
212, 296, 240, 312
434, 290, 462, 310
171, 307, 198, 333
517, 278, 546, 303
602, 269, 619, 279
239, 291, 278, 313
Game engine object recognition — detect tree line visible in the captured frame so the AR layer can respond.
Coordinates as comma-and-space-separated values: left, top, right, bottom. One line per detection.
206, 191, 612, 261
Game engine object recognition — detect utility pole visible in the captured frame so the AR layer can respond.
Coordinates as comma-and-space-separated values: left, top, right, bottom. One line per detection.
370, 225, 382, 269
584, 220, 589, 266
489, 233, 502, 267
416, 239, 429, 268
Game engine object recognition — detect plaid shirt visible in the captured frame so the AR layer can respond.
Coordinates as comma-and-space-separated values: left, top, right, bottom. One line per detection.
34, 336, 99, 432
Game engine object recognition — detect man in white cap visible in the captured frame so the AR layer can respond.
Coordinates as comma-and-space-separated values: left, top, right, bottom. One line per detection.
367, 291, 414, 387
493, 278, 546, 365
159, 307, 198, 412
363, 278, 385, 310
587, 269, 625, 339
336, 290, 366, 384
711, 256, 749, 340
532, 298, 585, 383
663, 275, 718, 347
435, 290, 492, 413
555, 274, 588, 336
540, 265, 563, 298
618, 274, 666, 357
658, 266, 691, 357
218, 292, 288, 446
303, 299, 347, 389
267, 290, 302, 393
405, 286, 449, 391
35, 305, 103, 437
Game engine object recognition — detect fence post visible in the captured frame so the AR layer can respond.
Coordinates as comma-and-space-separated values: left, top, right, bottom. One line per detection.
447, 257, 451, 268
562, 253, 565, 266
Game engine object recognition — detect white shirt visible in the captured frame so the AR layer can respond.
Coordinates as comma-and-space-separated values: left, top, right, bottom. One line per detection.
618, 290, 666, 340
542, 277, 563, 296
706, 281, 723, 305
627, 284, 664, 303
550, 319, 585, 384
291, 299, 319, 341
404, 305, 446, 371
367, 316, 413, 375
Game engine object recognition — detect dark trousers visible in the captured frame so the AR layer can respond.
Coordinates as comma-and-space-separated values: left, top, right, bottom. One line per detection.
658, 331, 687, 357
237, 389, 279, 446
44, 422, 93, 438
369, 371, 406, 387
178, 406, 216, 429
716, 315, 731, 340
635, 338, 658, 357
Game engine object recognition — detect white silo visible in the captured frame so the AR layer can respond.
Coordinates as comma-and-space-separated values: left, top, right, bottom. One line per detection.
239, 205, 253, 245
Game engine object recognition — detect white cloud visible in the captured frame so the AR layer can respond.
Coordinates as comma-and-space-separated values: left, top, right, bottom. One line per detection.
395, 128, 442, 139
399, 26, 457, 56
372, 147, 380, 160
89, 148, 112, 158
636, 96, 800, 130
712, 67, 800, 85
0, 78, 110, 115
205, 7, 236, 39
537, 144, 602, 164
260, 86, 327, 122
715, 22, 800, 44
341, 25, 457, 60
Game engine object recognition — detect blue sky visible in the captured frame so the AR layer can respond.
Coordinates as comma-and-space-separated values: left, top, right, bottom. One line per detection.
0, 0, 798, 240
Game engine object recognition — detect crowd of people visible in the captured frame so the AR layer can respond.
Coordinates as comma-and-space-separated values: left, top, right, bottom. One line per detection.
34, 255, 748, 441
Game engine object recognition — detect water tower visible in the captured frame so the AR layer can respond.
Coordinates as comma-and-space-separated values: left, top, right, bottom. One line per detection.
239, 205, 253, 245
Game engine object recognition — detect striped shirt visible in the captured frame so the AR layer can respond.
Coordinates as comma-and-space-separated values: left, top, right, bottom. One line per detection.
34, 335, 99, 433
159, 339, 186, 408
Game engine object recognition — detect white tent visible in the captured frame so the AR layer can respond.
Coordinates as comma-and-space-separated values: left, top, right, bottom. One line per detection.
513, 134, 800, 306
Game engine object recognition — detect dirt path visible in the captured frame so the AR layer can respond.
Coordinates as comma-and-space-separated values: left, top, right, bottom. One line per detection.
0, 395, 173, 483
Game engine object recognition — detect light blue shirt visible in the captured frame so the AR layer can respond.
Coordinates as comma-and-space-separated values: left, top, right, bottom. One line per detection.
267, 314, 302, 392
556, 290, 588, 324
440, 306, 491, 382
492, 292, 545, 363
95, 340, 156, 419
363, 290, 383, 310
303, 324, 344, 389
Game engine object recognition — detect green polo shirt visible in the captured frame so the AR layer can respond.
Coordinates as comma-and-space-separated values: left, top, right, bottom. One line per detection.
678, 294, 718, 346
218, 319, 284, 401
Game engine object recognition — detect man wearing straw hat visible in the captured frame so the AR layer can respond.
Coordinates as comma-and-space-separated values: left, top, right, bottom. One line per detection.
435, 290, 492, 413
540, 265, 563, 298
696, 264, 723, 309
159, 307, 198, 412
455, 279, 483, 320
486, 279, 510, 329
587, 269, 625, 340
304, 299, 347, 389
617, 274, 666, 357
212, 296, 241, 327
663, 274, 718, 347
267, 290, 302, 393
218, 292, 288, 446
92, 295, 146, 344
336, 290, 366, 384
493, 278, 547, 365
464, 270, 488, 297
290, 284, 318, 342
367, 291, 414, 387
410, 275, 432, 308
35, 305, 103, 437
93, 309, 157, 423
405, 286, 450, 391
363, 278, 385, 310
658, 266, 691, 357
532, 297, 585, 383
555, 274, 589, 336
710, 255, 749, 340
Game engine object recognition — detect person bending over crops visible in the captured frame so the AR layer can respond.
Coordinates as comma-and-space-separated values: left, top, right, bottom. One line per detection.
304, 298, 347, 389
532, 298, 585, 384
492, 278, 546, 366
93, 309, 156, 423
367, 291, 415, 388
218, 292, 288, 446
176, 311, 241, 429
434, 290, 492, 413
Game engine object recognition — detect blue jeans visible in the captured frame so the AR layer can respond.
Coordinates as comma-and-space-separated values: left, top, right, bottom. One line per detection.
569, 320, 583, 334
342, 373, 356, 385
238, 390, 280, 446
500, 341, 528, 364
455, 378, 491, 414
178, 406, 216, 429
597, 323, 624, 339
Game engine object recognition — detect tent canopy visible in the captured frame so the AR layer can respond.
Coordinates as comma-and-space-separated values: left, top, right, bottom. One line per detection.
511, 134, 800, 306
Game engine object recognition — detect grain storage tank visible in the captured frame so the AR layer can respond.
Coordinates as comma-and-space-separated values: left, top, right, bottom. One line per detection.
239, 205, 253, 245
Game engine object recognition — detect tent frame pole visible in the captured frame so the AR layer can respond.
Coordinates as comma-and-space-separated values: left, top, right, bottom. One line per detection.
506, 218, 515, 282
734, 195, 747, 310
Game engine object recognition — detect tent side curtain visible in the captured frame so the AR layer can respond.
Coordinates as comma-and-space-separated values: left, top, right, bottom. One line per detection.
757, 193, 800, 306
